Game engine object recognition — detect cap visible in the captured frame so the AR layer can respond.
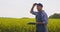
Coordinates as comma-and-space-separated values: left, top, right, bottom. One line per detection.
37, 3, 43, 7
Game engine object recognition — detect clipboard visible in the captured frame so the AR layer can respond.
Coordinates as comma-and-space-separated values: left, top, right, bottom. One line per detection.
27, 22, 36, 25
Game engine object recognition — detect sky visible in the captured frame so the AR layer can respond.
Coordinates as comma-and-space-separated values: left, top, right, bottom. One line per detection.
0, 0, 60, 18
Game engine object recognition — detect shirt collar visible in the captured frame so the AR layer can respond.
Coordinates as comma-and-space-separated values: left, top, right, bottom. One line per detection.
38, 10, 44, 13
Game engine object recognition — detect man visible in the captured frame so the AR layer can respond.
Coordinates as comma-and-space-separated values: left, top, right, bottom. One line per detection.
30, 3, 48, 32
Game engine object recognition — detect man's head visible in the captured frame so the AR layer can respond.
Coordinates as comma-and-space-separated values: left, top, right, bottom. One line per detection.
36, 3, 43, 12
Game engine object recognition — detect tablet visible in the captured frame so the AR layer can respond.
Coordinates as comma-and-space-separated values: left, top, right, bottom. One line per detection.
27, 22, 36, 25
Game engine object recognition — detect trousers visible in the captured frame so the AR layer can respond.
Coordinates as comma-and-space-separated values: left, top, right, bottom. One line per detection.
36, 24, 48, 32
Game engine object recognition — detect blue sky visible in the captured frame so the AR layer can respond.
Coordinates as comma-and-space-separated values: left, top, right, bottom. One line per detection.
0, 0, 60, 18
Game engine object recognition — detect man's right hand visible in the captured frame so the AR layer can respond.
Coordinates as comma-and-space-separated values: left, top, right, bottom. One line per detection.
33, 3, 37, 7
30, 3, 37, 13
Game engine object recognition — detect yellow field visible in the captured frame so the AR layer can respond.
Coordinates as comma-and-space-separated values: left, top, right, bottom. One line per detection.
0, 18, 60, 32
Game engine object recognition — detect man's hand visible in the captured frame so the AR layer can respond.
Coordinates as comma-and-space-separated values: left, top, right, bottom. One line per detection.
33, 3, 37, 7
36, 22, 48, 26
30, 3, 37, 13
36, 22, 43, 24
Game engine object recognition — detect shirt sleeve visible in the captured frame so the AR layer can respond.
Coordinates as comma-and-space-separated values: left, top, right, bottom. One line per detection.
42, 13, 48, 24
31, 11, 38, 15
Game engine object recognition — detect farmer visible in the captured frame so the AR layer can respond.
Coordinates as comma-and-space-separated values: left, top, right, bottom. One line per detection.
30, 3, 48, 32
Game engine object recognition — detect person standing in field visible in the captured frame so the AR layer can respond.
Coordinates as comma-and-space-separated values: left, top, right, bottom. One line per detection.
30, 3, 48, 32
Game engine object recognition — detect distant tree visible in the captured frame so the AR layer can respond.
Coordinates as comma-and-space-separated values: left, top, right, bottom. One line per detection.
49, 13, 60, 19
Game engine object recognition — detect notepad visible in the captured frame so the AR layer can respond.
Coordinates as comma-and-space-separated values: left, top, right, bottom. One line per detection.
27, 22, 36, 25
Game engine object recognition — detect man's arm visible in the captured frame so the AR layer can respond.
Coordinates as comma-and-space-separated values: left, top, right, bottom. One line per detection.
36, 19, 48, 25
36, 22, 44, 24
30, 3, 37, 13
36, 22, 47, 25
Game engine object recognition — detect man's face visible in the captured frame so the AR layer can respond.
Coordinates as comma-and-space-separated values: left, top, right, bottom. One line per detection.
37, 5, 43, 12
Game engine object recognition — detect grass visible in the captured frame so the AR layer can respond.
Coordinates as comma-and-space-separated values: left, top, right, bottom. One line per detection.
0, 18, 60, 32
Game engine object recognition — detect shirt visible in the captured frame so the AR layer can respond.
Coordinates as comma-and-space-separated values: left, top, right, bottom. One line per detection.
31, 10, 48, 24
31, 10, 48, 32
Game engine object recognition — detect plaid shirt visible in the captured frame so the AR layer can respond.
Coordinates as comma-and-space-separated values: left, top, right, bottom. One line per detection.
31, 10, 48, 32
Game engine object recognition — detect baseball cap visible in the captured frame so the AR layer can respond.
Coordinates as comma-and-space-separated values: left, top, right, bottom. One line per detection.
37, 3, 43, 7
